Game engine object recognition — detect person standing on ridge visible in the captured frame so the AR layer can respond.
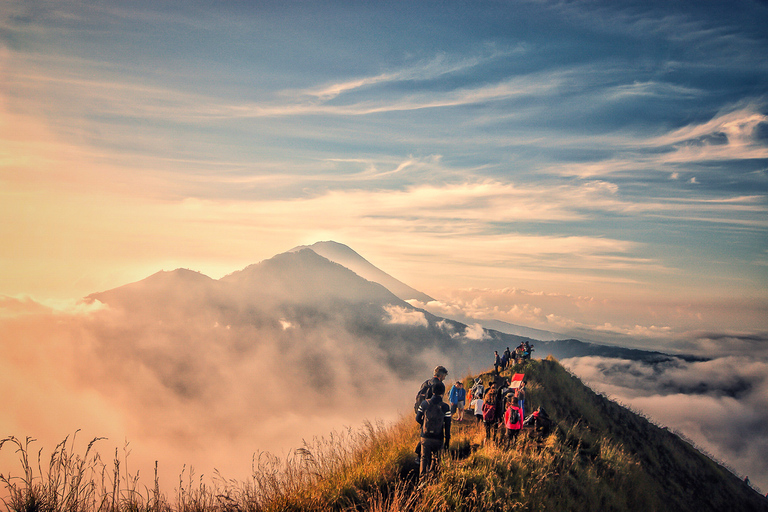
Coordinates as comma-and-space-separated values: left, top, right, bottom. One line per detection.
494, 351, 501, 373
472, 391, 484, 423
482, 383, 499, 443
415, 381, 452, 477
504, 396, 524, 446
503, 347, 512, 369
414, 365, 448, 413
517, 381, 527, 419
470, 379, 484, 403
451, 381, 466, 421
448, 381, 460, 417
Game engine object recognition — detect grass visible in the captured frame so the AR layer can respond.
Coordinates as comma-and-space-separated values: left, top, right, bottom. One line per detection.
3, 358, 767, 512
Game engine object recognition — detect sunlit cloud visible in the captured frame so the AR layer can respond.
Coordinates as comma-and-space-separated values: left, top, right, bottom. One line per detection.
384, 304, 428, 327
463, 323, 489, 341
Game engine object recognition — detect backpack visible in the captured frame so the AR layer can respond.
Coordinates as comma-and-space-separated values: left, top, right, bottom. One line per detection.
506, 407, 520, 427
482, 401, 497, 422
422, 400, 445, 437
414, 379, 432, 413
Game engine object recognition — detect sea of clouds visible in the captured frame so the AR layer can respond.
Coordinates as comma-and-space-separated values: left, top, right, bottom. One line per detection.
0, 295, 422, 492
2, 294, 766, 494
561, 332, 768, 492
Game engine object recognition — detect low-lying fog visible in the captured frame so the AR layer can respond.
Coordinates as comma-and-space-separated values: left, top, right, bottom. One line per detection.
2, 293, 766, 493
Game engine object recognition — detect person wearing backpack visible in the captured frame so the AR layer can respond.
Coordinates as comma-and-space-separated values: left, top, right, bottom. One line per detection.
470, 379, 484, 403
504, 396, 524, 446
415, 381, 452, 477
482, 384, 499, 443
414, 365, 448, 413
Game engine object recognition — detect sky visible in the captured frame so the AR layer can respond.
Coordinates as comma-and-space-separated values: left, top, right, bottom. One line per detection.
2, 0, 767, 347
2, 0, 768, 493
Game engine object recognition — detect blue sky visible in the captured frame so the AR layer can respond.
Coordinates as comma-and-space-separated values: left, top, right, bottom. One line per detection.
2, 0, 767, 347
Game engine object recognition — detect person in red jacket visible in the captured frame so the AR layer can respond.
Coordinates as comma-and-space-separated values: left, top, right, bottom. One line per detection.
504, 396, 524, 446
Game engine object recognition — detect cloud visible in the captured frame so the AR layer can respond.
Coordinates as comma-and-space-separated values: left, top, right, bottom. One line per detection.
384, 304, 428, 327
302, 51, 515, 101
0, 294, 438, 491
463, 323, 489, 341
562, 353, 768, 490
416, 288, 768, 354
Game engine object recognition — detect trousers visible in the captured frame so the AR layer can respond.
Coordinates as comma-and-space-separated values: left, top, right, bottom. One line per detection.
419, 437, 444, 476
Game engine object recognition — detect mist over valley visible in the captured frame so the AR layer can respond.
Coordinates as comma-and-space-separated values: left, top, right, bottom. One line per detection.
2, 243, 766, 492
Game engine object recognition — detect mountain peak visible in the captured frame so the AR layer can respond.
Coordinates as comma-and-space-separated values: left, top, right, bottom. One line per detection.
290, 241, 434, 303
221, 247, 403, 306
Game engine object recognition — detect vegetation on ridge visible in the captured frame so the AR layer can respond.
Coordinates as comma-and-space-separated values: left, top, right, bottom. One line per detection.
3, 358, 766, 511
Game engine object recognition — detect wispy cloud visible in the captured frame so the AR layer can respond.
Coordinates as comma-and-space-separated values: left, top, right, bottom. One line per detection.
302, 50, 520, 101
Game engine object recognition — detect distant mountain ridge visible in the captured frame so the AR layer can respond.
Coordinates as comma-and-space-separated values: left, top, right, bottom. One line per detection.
89, 242, 703, 373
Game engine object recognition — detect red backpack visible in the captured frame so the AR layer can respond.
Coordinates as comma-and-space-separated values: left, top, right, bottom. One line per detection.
482, 401, 496, 421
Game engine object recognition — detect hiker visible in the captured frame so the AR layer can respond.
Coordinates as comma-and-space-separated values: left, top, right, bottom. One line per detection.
500, 377, 511, 397
414, 365, 449, 413
515, 381, 526, 419
503, 347, 512, 369
482, 384, 500, 443
521, 341, 533, 361
523, 407, 553, 438
472, 390, 484, 424
449, 381, 466, 421
415, 381, 452, 477
504, 396, 524, 446
470, 379, 484, 401
493, 351, 501, 373
515, 343, 525, 364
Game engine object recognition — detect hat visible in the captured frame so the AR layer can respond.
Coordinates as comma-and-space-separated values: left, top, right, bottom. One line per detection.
432, 381, 446, 396
434, 365, 448, 376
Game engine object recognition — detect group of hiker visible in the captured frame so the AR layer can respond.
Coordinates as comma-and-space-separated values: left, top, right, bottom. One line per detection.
493, 342, 533, 373
414, 358, 552, 477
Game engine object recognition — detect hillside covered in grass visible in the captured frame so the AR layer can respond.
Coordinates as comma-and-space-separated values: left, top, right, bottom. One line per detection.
3, 357, 767, 512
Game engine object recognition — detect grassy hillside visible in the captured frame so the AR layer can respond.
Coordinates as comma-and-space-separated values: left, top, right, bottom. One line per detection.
3, 357, 766, 511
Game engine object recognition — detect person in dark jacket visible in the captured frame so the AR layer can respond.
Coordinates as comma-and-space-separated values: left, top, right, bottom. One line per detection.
415, 381, 452, 476
502, 347, 512, 369
414, 365, 448, 413
523, 407, 553, 438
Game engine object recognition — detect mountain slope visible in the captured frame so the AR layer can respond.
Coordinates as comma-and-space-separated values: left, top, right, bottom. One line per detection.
454, 359, 768, 511
221, 248, 404, 306
284, 358, 768, 511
